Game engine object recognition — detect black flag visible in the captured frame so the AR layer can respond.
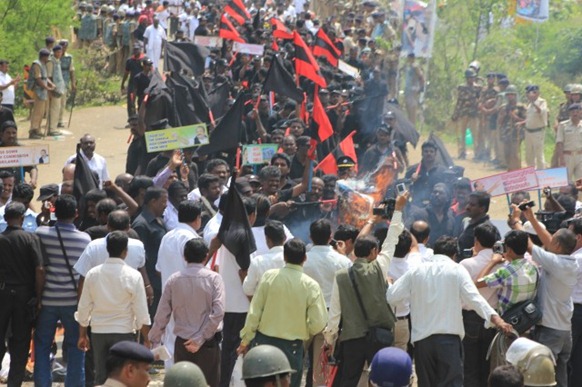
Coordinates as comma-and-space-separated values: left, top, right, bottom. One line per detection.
217, 176, 256, 270
386, 102, 420, 147
428, 131, 455, 168
197, 93, 246, 156
263, 55, 304, 103
164, 42, 209, 77
207, 82, 231, 119
73, 145, 99, 202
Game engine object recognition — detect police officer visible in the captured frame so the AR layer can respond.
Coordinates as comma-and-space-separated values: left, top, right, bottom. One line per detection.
477, 72, 499, 161
524, 85, 549, 169
79, 4, 98, 48
337, 155, 357, 180
556, 103, 582, 181
369, 348, 413, 387
452, 69, 481, 160
506, 338, 557, 387
497, 85, 526, 171
242, 345, 295, 387
164, 362, 208, 387
101, 341, 154, 387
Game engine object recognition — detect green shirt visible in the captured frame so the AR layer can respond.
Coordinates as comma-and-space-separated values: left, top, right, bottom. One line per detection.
240, 263, 328, 345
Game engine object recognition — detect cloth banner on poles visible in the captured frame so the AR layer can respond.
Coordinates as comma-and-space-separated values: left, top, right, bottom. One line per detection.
401, 0, 437, 58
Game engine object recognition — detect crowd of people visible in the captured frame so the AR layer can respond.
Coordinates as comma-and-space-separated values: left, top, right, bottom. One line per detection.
1, 1, 582, 387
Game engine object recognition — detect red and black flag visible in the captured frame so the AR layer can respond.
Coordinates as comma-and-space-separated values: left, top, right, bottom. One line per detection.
315, 131, 358, 174
197, 93, 247, 156
224, 0, 251, 25
313, 29, 341, 67
271, 17, 293, 39
219, 14, 246, 43
293, 31, 326, 88
308, 92, 333, 159
263, 55, 304, 103
217, 172, 256, 270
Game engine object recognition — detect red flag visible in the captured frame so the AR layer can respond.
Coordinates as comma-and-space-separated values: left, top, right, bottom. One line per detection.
271, 17, 293, 39
293, 31, 327, 88
313, 29, 341, 67
308, 92, 333, 160
314, 131, 358, 174
219, 14, 246, 43
224, 0, 251, 25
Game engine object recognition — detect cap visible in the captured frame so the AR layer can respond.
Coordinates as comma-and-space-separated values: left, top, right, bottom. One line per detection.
53, 45, 63, 52
486, 72, 497, 78
127, 114, 139, 122
369, 348, 413, 387
37, 184, 59, 201
505, 85, 518, 94
523, 220, 546, 235
498, 78, 510, 85
319, 88, 329, 95
39, 48, 51, 56
465, 69, 476, 78
142, 57, 153, 65
383, 111, 395, 120
564, 84, 574, 93
59, 39, 69, 46
569, 103, 582, 111
337, 156, 356, 168
46, 36, 56, 44
109, 341, 154, 364
526, 85, 539, 92
247, 175, 260, 184
570, 84, 582, 95
216, 58, 228, 66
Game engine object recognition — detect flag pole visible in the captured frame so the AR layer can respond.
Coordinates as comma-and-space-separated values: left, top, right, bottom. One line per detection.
235, 145, 242, 170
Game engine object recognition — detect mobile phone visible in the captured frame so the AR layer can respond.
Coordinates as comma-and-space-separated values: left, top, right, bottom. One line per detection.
518, 201, 536, 211
396, 183, 407, 195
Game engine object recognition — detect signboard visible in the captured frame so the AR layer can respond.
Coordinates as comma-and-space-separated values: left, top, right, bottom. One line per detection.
472, 167, 539, 197
233, 42, 265, 56
535, 168, 569, 189
242, 144, 278, 165
0, 145, 50, 167
145, 124, 209, 153
338, 60, 360, 79
194, 36, 223, 47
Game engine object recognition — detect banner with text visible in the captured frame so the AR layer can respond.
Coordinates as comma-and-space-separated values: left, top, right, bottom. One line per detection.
242, 144, 278, 165
472, 167, 539, 197
194, 36, 223, 47
535, 167, 568, 188
145, 124, 209, 153
233, 42, 265, 56
0, 145, 50, 167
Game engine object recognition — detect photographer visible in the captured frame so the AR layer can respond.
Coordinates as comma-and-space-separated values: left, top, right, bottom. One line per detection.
512, 202, 578, 387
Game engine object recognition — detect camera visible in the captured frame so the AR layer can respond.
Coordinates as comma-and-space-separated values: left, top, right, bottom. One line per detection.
543, 187, 552, 196
518, 200, 536, 211
396, 182, 407, 195
492, 240, 506, 255
373, 198, 396, 219
462, 249, 473, 259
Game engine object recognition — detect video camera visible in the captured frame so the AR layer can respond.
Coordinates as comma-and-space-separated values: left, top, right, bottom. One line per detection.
535, 211, 569, 234
373, 198, 396, 219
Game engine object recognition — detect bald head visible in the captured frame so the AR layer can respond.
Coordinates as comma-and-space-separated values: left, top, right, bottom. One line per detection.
107, 210, 131, 232
63, 164, 76, 181
115, 173, 134, 193
410, 220, 430, 244
80, 134, 96, 158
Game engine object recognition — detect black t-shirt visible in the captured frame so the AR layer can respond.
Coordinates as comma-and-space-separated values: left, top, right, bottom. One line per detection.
125, 57, 145, 90
0, 226, 46, 288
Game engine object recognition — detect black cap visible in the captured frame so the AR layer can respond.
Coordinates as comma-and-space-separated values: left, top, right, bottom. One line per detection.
568, 103, 582, 111
319, 88, 329, 95
337, 155, 356, 168
109, 341, 154, 364
37, 184, 59, 201
377, 124, 392, 133
525, 85, 539, 92
39, 48, 51, 56
486, 72, 496, 78
142, 57, 153, 65
498, 78, 509, 85
465, 69, 476, 78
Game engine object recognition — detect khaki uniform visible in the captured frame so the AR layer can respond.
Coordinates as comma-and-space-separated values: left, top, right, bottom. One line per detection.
524, 97, 548, 169
478, 85, 498, 159
556, 119, 582, 180
452, 84, 481, 157
550, 100, 572, 167
498, 102, 526, 171
29, 60, 48, 135
46, 57, 65, 133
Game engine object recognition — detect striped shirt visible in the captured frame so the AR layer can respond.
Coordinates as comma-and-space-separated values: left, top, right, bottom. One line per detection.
483, 258, 538, 315
36, 222, 91, 307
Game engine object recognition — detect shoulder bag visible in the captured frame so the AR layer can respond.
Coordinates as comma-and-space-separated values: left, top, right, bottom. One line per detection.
348, 267, 394, 347
500, 270, 541, 334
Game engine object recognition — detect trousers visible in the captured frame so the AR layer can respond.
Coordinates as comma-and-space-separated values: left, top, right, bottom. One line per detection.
175, 335, 221, 387
462, 310, 496, 387
30, 96, 47, 133
47, 95, 62, 131
91, 332, 135, 385
252, 332, 304, 387
219, 312, 246, 387
455, 116, 478, 157
524, 130, 546, 169
415, 334, 463, 387
568, 304, 582, 387
534, 325, 572, 387
564, 153, 582, 182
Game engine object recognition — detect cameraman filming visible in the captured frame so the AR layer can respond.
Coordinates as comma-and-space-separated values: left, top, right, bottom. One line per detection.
511, 201, 578, 386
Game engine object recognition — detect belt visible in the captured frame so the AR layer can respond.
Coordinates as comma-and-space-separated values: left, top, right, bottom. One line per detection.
396, 315, 409, 321
525, 127, 545, 133
563, 150, 582, 155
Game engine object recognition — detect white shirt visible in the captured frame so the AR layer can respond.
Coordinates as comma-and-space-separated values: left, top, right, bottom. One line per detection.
65, 151, 110, 187
250, 225, 293, 257
203, 212, 223, 246
188, 185, 227, 207
74, 236, 146, 277
532, 245, 578, 331
418, 243, 434, 262
156, 223, 200, 287
75, 258, 151, 333
304, 245, 352, 307
156, 8, 171, 29
459, 248, 500, 310
163, 201, 179, 230
388, 252, 422, 317
0, 71, 15, 105
387, 254, 497, 343
188, 16, 199, 40
572, 247, 582, 304
243, 246, 285, 296
218, 245, 250, 313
